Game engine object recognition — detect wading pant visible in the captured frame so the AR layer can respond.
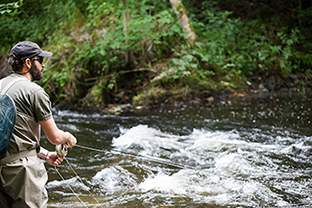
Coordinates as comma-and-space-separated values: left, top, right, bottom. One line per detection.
0, 151, 48, 208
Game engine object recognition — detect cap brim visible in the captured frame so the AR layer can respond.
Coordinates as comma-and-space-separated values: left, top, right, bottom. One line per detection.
38, 50, 53, 57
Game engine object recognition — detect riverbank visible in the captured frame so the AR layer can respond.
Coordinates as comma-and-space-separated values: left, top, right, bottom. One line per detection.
98, 73, 310, 115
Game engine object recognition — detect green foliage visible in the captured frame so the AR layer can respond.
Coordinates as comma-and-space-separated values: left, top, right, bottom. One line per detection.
0, 1, 22, 15
0, 0, 311, 107
0, 0, 81, 51
165, 2, 311, 81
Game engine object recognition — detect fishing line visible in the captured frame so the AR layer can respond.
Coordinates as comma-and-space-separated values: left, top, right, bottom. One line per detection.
54, 166, 89, 208
64, 158, 102, 205
75, 143, 193, 169
53, 144, 103, 207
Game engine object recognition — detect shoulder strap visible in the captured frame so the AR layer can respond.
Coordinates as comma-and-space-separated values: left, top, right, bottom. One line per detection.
0, 79, 3, 93
0, 77, 25, 94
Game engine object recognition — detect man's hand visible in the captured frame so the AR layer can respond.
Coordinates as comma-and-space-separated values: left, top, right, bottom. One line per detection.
45, 151, 64, 166
65, 132, 77, 148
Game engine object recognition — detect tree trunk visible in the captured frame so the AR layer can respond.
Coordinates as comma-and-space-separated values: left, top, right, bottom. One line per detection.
169, 0, 196, 46
122, 0, 135, 65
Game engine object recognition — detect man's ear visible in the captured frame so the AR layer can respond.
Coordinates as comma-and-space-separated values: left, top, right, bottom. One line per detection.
25, 58, 31, 69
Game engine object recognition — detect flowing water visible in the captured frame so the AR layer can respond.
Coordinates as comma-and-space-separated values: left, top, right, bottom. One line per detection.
43, 93, 312, 208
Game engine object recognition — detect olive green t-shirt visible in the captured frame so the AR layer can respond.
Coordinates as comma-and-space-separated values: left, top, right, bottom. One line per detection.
1, 73, 52, 155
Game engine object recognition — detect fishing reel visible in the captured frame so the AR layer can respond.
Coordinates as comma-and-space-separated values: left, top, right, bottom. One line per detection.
55, 144, 68, 157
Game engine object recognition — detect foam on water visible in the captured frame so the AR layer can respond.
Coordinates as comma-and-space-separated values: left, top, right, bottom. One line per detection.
92, 166, 138, 195
46, 176, 90, 194
108, 125, 311, 207
47, 123, 312, 207
112, 124, 188, 151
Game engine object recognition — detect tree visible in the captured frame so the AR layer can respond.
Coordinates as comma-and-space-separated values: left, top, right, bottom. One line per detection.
122, 0, 135, 65
169, 0, 196, 46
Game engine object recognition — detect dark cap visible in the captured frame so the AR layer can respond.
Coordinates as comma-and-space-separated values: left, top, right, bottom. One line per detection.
9, 41, 53, 64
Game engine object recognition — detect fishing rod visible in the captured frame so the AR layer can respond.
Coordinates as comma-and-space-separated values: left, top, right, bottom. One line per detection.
74, 143, 198, 170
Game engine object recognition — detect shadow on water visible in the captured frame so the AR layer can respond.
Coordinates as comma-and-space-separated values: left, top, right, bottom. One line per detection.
43, 92, 312, 208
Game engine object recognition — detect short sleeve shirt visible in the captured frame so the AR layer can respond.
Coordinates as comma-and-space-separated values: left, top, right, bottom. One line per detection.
1, 73, 52, 155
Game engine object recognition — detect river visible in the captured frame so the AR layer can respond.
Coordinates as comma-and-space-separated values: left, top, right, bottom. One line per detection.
43, 92, 312, 208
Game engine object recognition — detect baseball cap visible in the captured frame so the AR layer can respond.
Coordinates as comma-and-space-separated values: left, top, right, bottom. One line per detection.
9, 41, 53, 64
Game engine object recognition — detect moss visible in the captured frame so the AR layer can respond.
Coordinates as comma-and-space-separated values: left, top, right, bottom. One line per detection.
84, 84, 103, 107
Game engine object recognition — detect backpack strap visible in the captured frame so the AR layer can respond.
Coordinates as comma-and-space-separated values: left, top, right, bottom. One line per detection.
0, 79, 3, 93
0, 77, 25, 94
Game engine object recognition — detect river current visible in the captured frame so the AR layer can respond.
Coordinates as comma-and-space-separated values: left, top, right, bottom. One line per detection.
43, 93, 312, 208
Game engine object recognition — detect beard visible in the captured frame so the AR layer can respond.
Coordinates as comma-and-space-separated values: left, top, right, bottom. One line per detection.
30, 63, 42, 81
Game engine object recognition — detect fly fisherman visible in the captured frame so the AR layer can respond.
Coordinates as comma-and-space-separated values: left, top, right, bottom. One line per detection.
0, 41, 77, 207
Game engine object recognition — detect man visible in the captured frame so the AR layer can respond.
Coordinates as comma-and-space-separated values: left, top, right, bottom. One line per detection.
0, 41, 77, 207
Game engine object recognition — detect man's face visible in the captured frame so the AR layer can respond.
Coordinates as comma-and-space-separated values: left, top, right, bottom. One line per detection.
30, 56, 44, 81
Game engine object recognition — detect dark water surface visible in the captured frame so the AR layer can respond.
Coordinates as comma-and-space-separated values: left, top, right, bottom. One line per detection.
43, 93, 312, 208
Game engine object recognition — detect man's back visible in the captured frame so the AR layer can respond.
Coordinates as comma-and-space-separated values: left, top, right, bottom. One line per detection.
1, 73, 52, 156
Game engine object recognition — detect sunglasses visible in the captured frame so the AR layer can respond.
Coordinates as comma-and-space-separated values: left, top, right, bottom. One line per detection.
31, 57, 44, 64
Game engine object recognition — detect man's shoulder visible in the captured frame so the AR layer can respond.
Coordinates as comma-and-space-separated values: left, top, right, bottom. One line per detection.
3, 74, 46, 96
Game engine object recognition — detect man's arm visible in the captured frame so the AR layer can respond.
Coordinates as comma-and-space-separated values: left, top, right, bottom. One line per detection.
39, 117, 77, 147
37, 146, 64, 166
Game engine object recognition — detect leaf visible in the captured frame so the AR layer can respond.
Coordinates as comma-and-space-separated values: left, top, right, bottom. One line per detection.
108, 83, 115, 89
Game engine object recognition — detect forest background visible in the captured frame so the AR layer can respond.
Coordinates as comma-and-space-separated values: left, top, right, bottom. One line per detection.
0, 0, 311, 111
